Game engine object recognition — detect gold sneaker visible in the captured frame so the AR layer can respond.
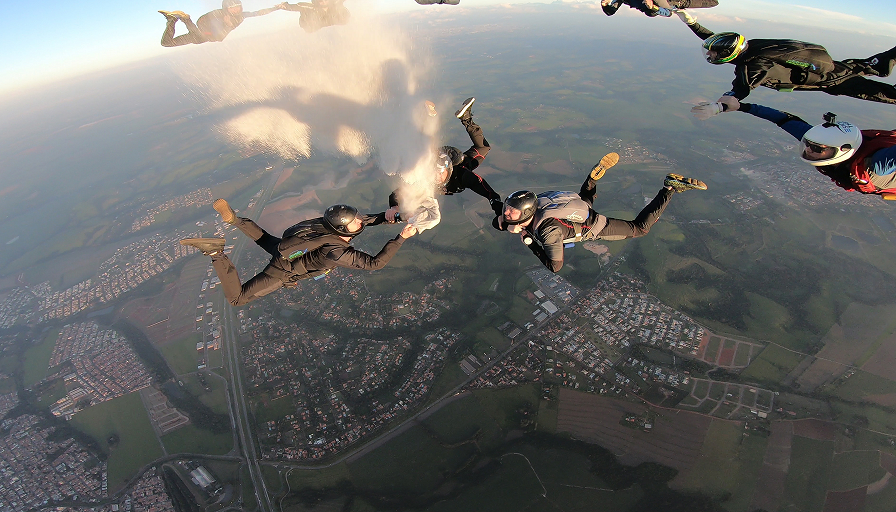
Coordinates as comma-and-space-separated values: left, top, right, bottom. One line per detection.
590, 152, 619, 181
664, 173, 708, 192
213, 198, 237, 224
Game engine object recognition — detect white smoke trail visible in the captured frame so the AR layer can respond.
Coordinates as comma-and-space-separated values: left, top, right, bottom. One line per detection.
172, 9, 443, 218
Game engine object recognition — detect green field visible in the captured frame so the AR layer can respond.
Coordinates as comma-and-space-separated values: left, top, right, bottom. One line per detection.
704, 337, 721, 362
733, 343, 753, 367
23, 328, 60, 388
161, 424, 232, 455
675, 420, 768, 509
740, 344, 806, 384
70, 391, 163, 491
826, 370, 896, 402
253, 395, 295, 424
780, 436, 836, 512
827, 450, 886, 491
158, 335, 200, 376
182, 372, 229, 415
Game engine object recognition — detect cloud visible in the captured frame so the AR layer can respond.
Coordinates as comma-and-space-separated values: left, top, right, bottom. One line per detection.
173, 11, 443, 213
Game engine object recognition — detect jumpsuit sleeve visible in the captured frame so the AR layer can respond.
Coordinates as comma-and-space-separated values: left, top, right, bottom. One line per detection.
361, 212, 389, 226
529, 226, 565, 273
244, 6, 282, 17
326, 236, 406, 271
728, 62, 766, 100
687, 22, 714, 41
458, 167, 504, 215
739, 102, 812, 140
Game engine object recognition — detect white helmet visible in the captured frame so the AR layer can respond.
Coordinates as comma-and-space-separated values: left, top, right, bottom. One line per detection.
799, 112, 862, 167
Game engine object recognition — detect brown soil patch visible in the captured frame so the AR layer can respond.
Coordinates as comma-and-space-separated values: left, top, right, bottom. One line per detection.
822, 487, 866, 512
556, 388, 711, 472
792, 419, 837, 441
750, 421, 793, 512
259, 191, 323, 234
542, 159, 578, 178
273, 166, 294, 191
694, 332, 710, 360
718, 347, 736, 366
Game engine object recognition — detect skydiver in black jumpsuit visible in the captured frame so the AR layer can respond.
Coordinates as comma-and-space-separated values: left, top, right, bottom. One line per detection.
180, 200, 416, 306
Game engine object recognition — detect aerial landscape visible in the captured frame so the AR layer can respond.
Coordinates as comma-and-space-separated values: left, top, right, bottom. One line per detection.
2, 1, 896, 511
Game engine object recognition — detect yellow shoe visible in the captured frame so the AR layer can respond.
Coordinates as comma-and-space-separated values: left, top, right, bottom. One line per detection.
425, 101, 437, 117
664, 173, 707, 192
180, 238, 225, 255
159, 10, 190, 20
590, 152, 619, 181
213, 199, 237, 224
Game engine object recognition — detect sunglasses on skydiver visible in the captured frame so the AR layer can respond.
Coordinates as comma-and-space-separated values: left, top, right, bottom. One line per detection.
804, 141, 830, 153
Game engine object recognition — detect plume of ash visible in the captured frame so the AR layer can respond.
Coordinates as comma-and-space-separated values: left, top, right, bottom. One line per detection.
172, 11, 443, 216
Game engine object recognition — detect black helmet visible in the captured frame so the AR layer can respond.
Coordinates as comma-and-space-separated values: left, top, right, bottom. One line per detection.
503, 190, 538, 225
323, 204, 364, 236
222, 0, 242, 9
434, 151, 454, 184
701, 32, 747, 64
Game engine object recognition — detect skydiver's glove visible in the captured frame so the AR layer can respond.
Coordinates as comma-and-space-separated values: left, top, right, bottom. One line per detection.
674, 9, 696, 25
489, 199, 504, 217
691, 102, 727, 120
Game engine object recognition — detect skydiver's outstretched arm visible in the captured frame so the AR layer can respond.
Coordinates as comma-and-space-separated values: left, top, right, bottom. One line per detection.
244, 4, 285, 16
720, 96, 812, 141
675, 10, 713, 40
279, 2, 315, 12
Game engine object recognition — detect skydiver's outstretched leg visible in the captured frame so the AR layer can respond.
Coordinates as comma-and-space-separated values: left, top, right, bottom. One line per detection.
211, 256, 284, 306
823, 76, 896, 105
457, 98, 490, 160
214, 199, 281, 257
415, 0, 461, 4
669, 0, 719, 8
159, 11, 207, 47
586, 174, 705, 240
579, 153, 620, 207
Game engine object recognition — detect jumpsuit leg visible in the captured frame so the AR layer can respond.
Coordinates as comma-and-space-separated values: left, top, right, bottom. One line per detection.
161, 17, 208, 47
595, 188, 674, 239
462, 119, 490, 160
233, 218, 282, 258
578, 175, 599, 208
211, 256, 284, 306
823, 76, 896, 105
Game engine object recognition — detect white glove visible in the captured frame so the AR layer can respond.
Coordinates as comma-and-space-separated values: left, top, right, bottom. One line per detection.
674, 9, 696, 25
691, 102, 724, 120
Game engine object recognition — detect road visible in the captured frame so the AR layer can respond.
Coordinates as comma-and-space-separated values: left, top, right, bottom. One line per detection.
218, 164, 284, 512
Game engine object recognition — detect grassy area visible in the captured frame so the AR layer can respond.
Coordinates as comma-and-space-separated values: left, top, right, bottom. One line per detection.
23, 329, 60, 388
705, 337, 721, 362
780, 436, 835, 512
471, 384, 541, 432
253, 395, 295, 424
35, 378, 67, 408
285, 463, 352, 490
537, 398, 559, 433
827, 451, 886, 491
158, 335, 200, 376
70, 391, 163, 491
740, 344, 806, 384
825, 371, 896, 403
182, 372, 229, 415
675, 419, 767, 509
733, 343, 753, 367
420, 394, 502, 446
347, 425, 477, 494
161, 424, 232, 455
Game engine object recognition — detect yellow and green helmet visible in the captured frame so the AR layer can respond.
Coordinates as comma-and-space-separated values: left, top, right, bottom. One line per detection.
701, 32, 747, 64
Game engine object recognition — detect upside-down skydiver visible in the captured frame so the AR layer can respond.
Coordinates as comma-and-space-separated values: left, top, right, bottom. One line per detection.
159, 0, 282, 47
674, 9, 896, 119
386, 97, 505, 223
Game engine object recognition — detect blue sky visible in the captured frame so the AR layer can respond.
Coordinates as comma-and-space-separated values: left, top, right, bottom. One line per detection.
1, 0, 895, 93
